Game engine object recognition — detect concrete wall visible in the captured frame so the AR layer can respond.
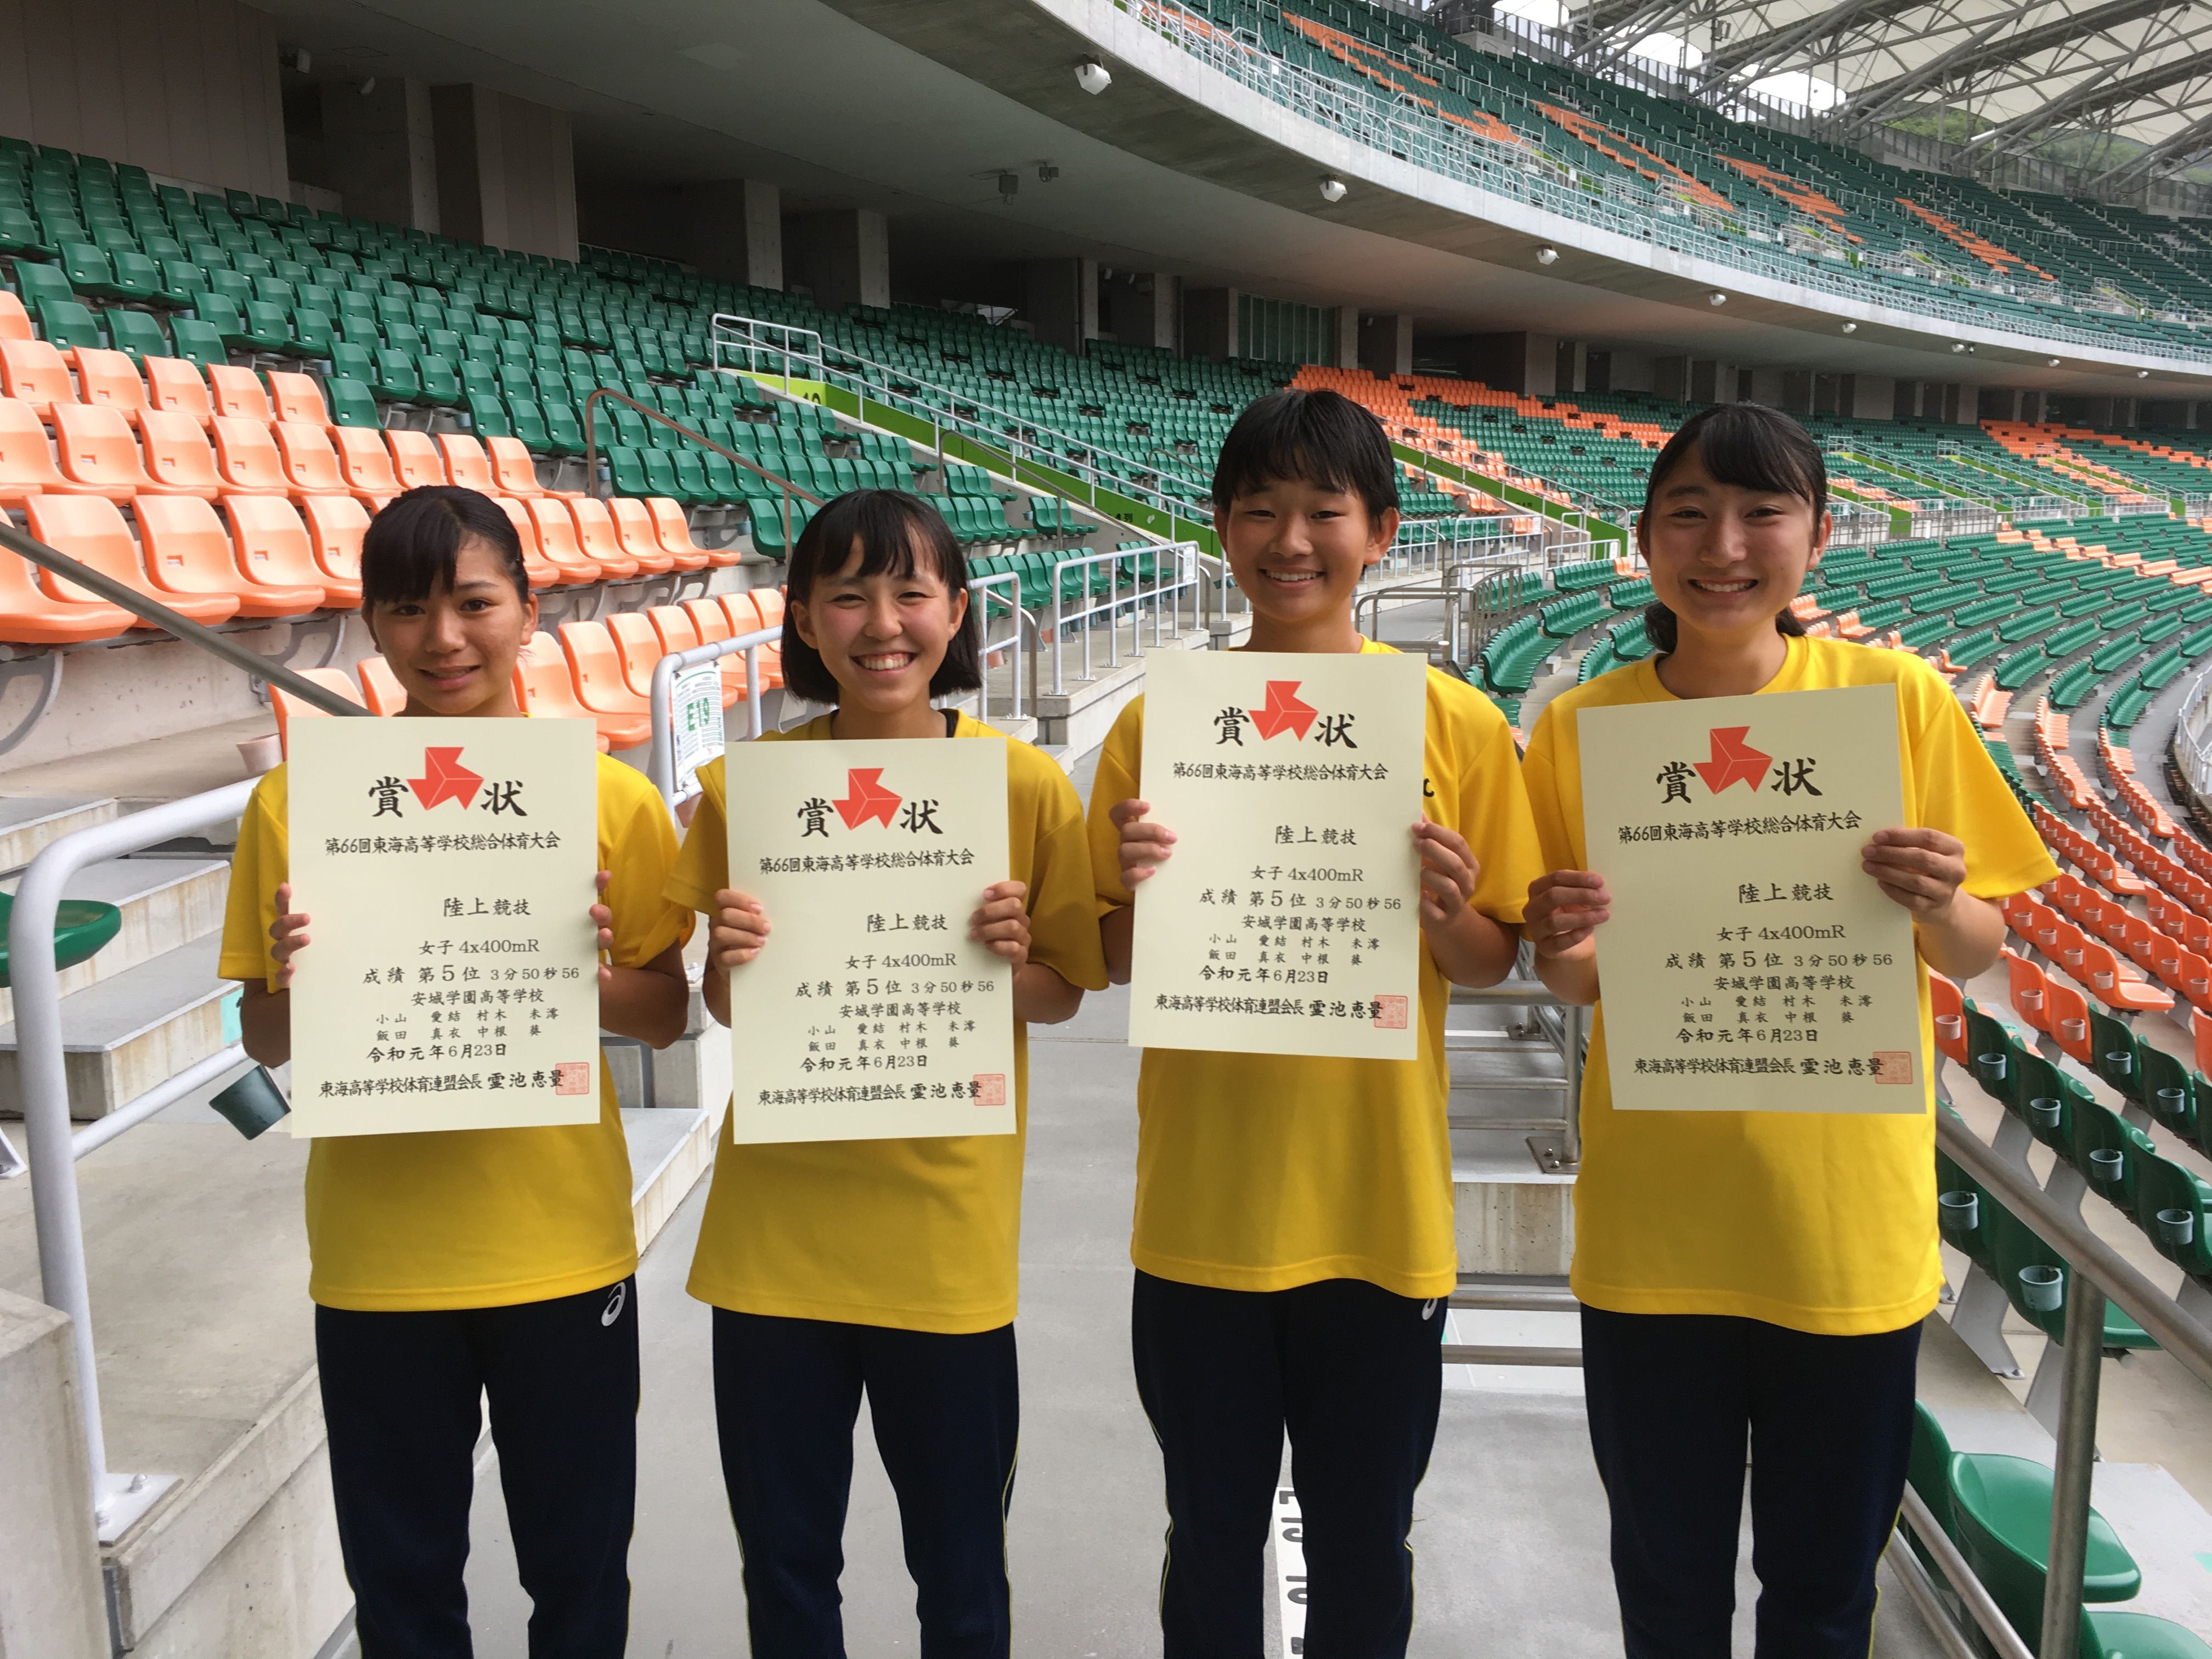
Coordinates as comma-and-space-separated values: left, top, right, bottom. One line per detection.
1024, 257, 1097, 357
1361, 313, 1414, 377
787, 208, 889, 315
675, 178, 782, 291
1150, 273, 1179, 353
1335, 304, 1360, 370
311, 77, 437, 232
429, 84, 577, 262
1451, 329, 1550, 392
0, 1290, 108, 1659
0, 0, 288, 197
1852, 373, 1895, 420
1608, 349, 1655, 393
1184, 286, 1236, 362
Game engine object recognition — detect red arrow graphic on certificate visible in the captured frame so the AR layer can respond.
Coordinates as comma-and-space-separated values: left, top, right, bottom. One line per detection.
1694, 726, 1771, 794
833, 768, 901, 829
409, 747, 483, 810
1249, 680, 1317, 740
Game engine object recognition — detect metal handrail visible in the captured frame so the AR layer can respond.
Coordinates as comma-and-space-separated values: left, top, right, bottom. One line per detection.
11, 778, 259, 1543
1047, 543, 1203, 695
578, 387, 825, 558
645, 628, 777, 801
0, 521, 366, 718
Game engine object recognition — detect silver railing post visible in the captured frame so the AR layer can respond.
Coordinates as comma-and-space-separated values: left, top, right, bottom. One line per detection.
646, 629, 777, 804
2039, 1275, 2106, 1659
14, 779, 257, 1542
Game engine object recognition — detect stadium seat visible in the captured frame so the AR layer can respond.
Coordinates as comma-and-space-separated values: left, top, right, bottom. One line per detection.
0, 337, 78, 419
0, 539, 137, 642
557, 620, 657, 732
436, 433, 498, 494
522, 496, 603, 584
70, 347, 146, 414
512, 631, 620, 749
206, 364, 272, 422
227, 495, 354, 608
1948, 1444, 2142, 1647
272, 421, 348, 498
492, 495, 561, 590
137, 409, 226, 499
385, 429, 445, 493
605, 610, 671, 700
49, 403, 156, 498
357, 653, 408, 715
486, 435, 544, 496
611, 494, 701, 573
0, 291, 31, 341
645, 604, 701, 662
299, 496, 369, 600
267, 371, 328, 426
569, 497, 653, 577
0, 396, 79, 503
648, 496, 729, 568
332, 425, 402, 496
208, 416, 293, 495
21, 493, 234, 624
273, 665, 369, 757
137, 493, 323, 616
143, 357, 213, 426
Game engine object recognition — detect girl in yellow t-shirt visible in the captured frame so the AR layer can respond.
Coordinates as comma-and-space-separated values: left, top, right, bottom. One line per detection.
218, 486, 692, 1656
665, 489, 1104, 1659
1520, 405, 2055, 1659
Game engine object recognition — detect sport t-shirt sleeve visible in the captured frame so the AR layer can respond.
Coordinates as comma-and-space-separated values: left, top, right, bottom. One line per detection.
1898, 665, 2057, 899
664, 754, 730, 916
1451, 682, 1543, 926
1087, 697, 1144, 915
1022, 755, 1110, 992
218, 767, 289, 989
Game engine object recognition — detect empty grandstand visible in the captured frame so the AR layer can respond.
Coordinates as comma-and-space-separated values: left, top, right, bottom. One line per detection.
3, 0, 2212, 1655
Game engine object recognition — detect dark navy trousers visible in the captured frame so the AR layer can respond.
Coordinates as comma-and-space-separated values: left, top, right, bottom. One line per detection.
1131, 1269, 1446, 1659
315, 1276, 640, 1659
1580, 1305, 1922, 1659
711, 1308, 1020, 1659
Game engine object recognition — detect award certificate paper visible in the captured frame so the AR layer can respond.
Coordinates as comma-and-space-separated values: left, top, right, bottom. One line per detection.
286, 717, 602, 1137
1578, 683, 1924, 1112
724, 737, 1016, 1143
1128, 649, 1427, 1060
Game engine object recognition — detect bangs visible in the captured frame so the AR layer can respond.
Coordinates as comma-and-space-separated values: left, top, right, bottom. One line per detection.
361, 486, 529, 608
795, 489, 965, 591
1211, 388, 1399, 518
1645, 404, 1827, 517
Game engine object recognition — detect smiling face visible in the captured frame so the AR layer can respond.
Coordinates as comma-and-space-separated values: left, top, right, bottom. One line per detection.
365, 537, 536, 718
789, 533, 969, 728
1639, 445, 1829, 652
1215, 477, 1399, 650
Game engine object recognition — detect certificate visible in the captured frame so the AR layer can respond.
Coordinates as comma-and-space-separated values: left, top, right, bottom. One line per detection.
1578, 684, 1924, 1112
286, 717, 602, 1137
1127, 649, 1427, 1060
723, 737, 1015, 1143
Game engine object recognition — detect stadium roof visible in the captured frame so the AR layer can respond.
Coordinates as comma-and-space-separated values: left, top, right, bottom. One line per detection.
1561, 0, 2212, 189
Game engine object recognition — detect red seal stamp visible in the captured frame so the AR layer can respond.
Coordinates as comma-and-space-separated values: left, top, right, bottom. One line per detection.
973, 1073, 1007, 1108
1873, 1052, 1914, 1085
1373, 995, 1409, 1030
554, 1062, 591, 1096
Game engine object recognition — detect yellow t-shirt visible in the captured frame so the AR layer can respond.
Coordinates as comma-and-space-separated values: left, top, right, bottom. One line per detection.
667, 713, 1108, 1334
218, 753, 691, 1312
1087, 640, 1547, 1299
1522, 635, 2057, 1334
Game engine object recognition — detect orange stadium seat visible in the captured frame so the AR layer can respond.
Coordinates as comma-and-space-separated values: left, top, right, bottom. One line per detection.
357, 654, 408, 716
611, 495, 695, 571
266, 372, 328, 427
646, 604, 700, 662
0, 545, 136, 642
0, 396, 77, 503
523, 496, 603, 584
300, 496, 370, 601
385, 429, 445, 493
557, 620, 657, 733
144, 358, 214, 426
49, 404, 156, 499
22, 494, 234, 625
206, 364, 272, 423
493, 495, 560, 590
273, 666, 368, 756
273, 421, 348, 498
570, 497, 653, 578
0, 291, 30, 341
0, 338, 76, 419
684, 596, 749, 708
436, 434, 496, 494
512, 631, 621, 749
136, 410, 225, 498
208, 416, 294, 496
605, 610, 669, 699
136, 494, 323, 617
71, 348, 146, 415
228, 496, 354, 609
332, 426, 401, 496
486, 436, 544, 497
648, 497, 731, 568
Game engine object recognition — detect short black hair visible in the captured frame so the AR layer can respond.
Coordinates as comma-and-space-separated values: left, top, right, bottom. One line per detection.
361, 486, 531, 609
782, 490, 981, 708
1211, 387, 1401, 521
1640, 404, 1824, 656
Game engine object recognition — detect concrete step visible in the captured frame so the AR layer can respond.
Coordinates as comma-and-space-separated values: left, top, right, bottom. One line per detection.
0, 795, 120, 878
0, 932, 233, 1120
0, 856, 230, 1022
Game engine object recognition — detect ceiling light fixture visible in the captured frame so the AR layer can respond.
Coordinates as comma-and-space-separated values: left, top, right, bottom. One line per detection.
2047, 357, 2062, 368
1075, 57, 1111, 94
1319, 177, 1348, 203
2138, 369, 2152, 379
1536, 245, 1559, 266
1708, 291, 1726, 306
1951, 342, 1967, 353
1840, 321, 1857, 334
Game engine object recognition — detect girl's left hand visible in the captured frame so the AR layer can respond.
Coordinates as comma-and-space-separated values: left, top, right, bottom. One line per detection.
590, 870, 617, 988
1414, 820, 1480, 929
1861, 828, 1968, 919
971, 880, 1032, 968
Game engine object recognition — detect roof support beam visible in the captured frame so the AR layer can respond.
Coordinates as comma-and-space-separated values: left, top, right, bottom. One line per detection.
1698, 0, 1929, 88
1833, 0, 2183, 132
2083, 106, 2212, 189
1971, 49, 2212, 161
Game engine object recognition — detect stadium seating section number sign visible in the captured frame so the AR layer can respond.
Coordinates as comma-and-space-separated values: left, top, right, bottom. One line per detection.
285, 718, 603, 1136
1579, 684, 1925, 1112
721, 737, 1017, 1143
1127, 649, 1427, 1061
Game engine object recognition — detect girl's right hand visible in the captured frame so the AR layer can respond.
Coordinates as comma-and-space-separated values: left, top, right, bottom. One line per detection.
710, 889, 770, 970
1525, 870, 1612, 958
269, 882, 311, 989
1110, 799, 1176, 887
